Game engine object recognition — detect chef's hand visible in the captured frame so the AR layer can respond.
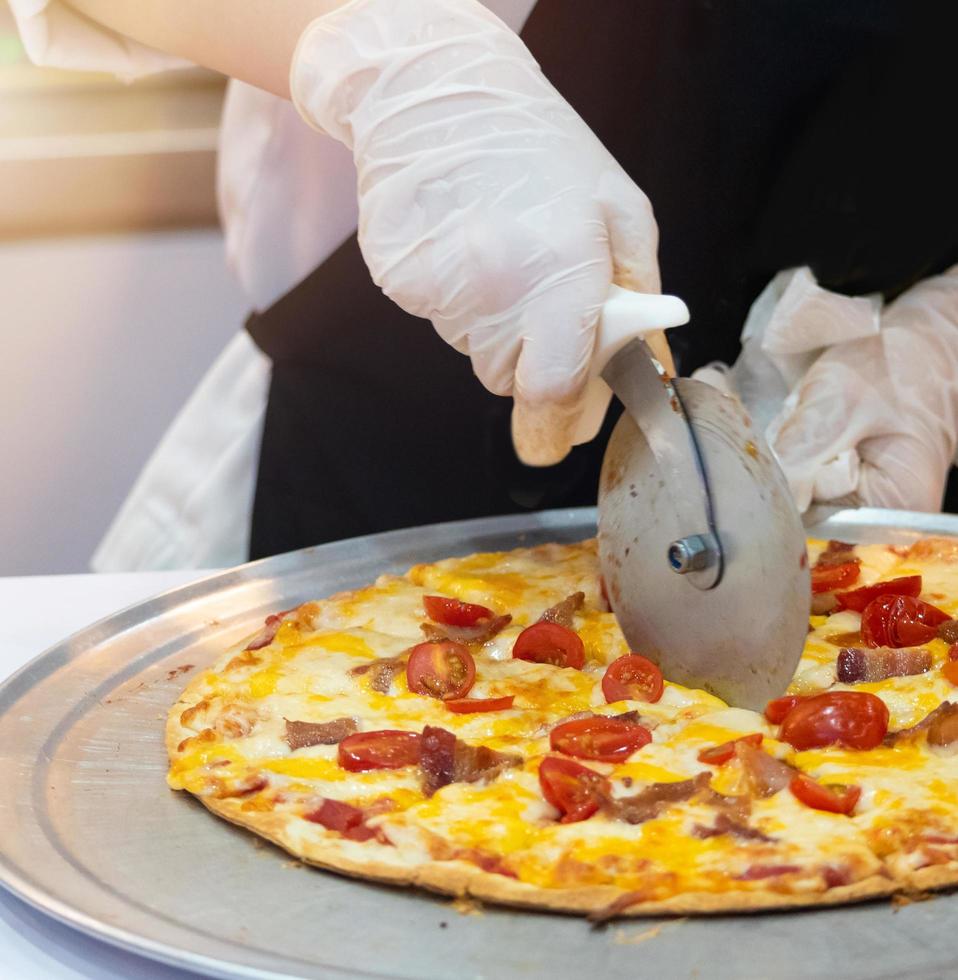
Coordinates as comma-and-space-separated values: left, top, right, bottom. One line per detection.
291, 0, 660, 465
772, 265, 958, 512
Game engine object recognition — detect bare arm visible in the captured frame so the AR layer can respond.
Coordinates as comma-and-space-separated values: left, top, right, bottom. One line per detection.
64, 0, 350, 97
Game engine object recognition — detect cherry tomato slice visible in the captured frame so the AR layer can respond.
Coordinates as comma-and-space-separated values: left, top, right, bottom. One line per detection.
860, 594, 950, 648
811, 561, 861, 594
834, 575, 922, 613
338, 730, 422, 772
601, 654, 664, 704
789, 774, 861, 815
778, 692, 889, 750
549, 717, 652, 763
512, 622, 585, 669
942, 661, 958, 686
423, 595, 494, 627
764, 695, 808, 725
697, 732, 763, 765
406, 641, 476, 700
538, 756, 609, 823
444, 695, 515, 714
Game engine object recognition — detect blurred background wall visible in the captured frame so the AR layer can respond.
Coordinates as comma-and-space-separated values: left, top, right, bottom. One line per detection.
0, 7, 245, 574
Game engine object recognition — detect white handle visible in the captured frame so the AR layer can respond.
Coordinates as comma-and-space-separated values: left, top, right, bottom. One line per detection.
572, 286, 690, 445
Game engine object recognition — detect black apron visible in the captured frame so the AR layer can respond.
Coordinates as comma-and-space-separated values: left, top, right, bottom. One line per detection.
246, 0, 958, 559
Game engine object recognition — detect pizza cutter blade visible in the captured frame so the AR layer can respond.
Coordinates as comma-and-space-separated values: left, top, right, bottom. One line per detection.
589, 289, 809, 710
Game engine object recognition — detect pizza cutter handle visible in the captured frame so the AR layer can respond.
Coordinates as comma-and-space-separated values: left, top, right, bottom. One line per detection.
571, 286, 690, 445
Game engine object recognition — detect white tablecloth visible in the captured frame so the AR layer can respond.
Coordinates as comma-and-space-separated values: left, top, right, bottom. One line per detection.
0, 570, 219, 980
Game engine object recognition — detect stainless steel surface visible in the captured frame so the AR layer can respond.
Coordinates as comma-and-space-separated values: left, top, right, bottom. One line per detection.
601, 338, 722, 589
598, 378, 809, 710
2, 506, 958, 980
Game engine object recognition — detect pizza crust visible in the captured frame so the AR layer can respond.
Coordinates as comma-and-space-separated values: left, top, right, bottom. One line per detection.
194, 793, 899, 916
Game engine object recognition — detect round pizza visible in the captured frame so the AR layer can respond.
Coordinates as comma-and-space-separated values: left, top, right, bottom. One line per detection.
167, 535, 958, 917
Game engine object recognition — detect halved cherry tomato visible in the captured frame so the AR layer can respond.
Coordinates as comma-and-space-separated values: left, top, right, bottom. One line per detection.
338, 730, 421, 771
406, 641, 476, 699
444, 695, 515, 713
764, 695, 808, 725
423, 595, 493, 627
860, 594, 950, 648
538, 756, 609, 823
601, 653, 664, 703
789, 774, 861, 814
834, 575, 922, 613
778, 692, 889, 750
942, 661, 958, 686
697, 732, 763, 765
512, 622, 585, 669
811, 561, 860, 594
549, 717, 652, 762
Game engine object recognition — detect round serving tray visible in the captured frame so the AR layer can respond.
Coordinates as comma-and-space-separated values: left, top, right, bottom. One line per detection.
2, 506, 958, 980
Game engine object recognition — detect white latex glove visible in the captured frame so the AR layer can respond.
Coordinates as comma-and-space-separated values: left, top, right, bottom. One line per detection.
698, 265, 958, 512
290, 0, 661, 465
772, 266, 958, 512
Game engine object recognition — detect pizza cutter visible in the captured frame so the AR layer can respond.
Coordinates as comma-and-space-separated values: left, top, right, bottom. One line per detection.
576, 286, 810, 710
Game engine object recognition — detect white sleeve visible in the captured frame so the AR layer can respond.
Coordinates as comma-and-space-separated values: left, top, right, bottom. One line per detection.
9, 0, 192, 79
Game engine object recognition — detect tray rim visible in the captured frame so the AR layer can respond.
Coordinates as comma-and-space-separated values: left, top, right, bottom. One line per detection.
3, 503, 958, 979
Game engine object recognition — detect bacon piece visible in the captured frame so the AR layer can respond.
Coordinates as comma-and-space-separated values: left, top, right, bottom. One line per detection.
285, 717, 358, 750
602, 772, 712, 825
823, 865, 852, 889
418, 725, 521, 797
305, 799, 379, 842
349, 655, 407, 693
539, 592, 585, 628
691, 813, 774, 843
816, 540, 859, 567
737, 864, 801, 881
927, 706, 958, 747
887, 701, 958, 746
837, 646, 932, 684
245, 607, 295, 651
811, 593, 839, 615
736, 742, 795, 798
420, 614, 512, 645
614, 709, 658, 729
211, 772, 268, 799
419, 726, 456, 796
424, 834, 517, 877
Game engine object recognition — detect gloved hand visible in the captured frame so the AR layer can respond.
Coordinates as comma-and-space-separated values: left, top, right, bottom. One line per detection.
698, 265, 958, 512
290, 0, 661, 465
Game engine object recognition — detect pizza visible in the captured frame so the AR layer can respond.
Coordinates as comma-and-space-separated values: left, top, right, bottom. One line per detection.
166, 534, 958, 918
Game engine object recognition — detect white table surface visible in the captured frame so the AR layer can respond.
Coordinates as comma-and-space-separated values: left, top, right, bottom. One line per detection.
0, 570, 219, 980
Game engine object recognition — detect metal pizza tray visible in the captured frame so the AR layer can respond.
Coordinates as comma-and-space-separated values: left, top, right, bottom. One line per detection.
3, 506, 958, 980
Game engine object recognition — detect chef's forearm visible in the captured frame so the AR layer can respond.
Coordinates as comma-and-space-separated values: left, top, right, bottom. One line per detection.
64, 0, 350, 97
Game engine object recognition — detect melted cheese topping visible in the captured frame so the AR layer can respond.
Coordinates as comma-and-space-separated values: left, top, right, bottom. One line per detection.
168, 536, 958, 902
